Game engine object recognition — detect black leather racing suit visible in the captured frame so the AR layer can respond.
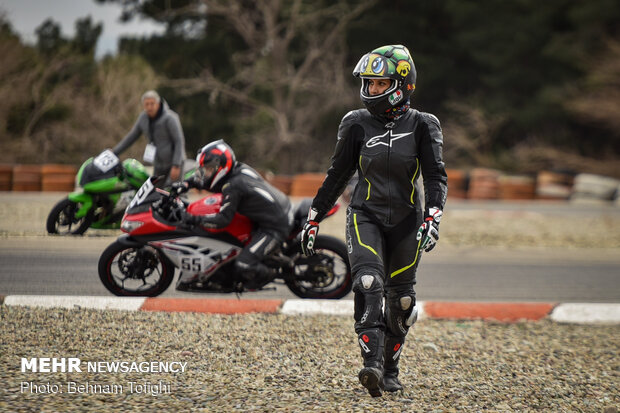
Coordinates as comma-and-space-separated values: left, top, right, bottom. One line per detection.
311, 108, 447, 374
196, 162, 293, 284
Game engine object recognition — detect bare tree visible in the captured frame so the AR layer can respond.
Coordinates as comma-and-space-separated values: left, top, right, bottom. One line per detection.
568, 38, 620, 132
441, 101, 506, 168
166, 0, 377, 172
0, 33, 159, 163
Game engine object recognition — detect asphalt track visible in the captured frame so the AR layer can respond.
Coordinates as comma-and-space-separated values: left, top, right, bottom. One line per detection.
1, 236, 618, 302
0, 192, 619, 302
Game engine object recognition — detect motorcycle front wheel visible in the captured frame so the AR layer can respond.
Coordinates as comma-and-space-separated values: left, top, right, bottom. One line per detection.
286, 235, 352, 299
98, 241, 175, 297
46, 197, 93, 235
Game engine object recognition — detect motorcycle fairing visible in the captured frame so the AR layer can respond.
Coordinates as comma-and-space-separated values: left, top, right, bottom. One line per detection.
67, 191, 93, 219
187, 194, 253, 244
150, 236, 242, 281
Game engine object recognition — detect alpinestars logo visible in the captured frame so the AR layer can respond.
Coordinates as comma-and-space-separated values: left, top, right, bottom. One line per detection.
366, 130, 413, 148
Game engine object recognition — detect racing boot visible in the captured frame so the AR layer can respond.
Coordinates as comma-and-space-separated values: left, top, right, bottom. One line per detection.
357, 328, 385, 397
175, 271, 199, 291
383, 335, 404, 392
237, 261, 274, 290
383, 368, 403, 393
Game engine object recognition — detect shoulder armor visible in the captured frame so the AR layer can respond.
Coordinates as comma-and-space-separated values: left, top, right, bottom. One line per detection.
419, 112, 442, 129
239, 166, 260, 180
340, 109, 364, 125
338, 110, 359, 138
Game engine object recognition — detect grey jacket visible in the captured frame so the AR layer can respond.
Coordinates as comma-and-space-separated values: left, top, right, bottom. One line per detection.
113, 100, 186, 177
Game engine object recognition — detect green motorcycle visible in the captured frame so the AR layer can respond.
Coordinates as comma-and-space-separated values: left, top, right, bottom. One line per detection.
46, 150, 150, 235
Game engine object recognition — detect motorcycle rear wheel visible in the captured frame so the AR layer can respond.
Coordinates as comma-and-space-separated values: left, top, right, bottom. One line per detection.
46, 197, 93, 235
98, 241, 175, 297
286, 235, 352, 299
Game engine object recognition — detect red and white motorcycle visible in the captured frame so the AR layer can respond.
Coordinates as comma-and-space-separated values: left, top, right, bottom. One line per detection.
98, 177, 351, 298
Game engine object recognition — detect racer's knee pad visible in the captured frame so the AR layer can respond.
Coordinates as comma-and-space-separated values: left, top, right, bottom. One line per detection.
385, 293, 418, 340
353, 271, 384, 331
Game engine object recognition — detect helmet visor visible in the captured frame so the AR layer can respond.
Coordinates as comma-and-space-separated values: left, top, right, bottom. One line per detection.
353, 53, 396, 78
196, 157, 219, 184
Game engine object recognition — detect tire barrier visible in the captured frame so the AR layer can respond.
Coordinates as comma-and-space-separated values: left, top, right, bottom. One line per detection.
290, 173, 326, 197
446, 169, 467, 199
3, 164, 620, 206
41, 164, 78, 192
267, 175, 294, 195
12, 165, 42, 192
571, 173, 619, 202
536, 170, 575, 200
7, 164, 78, 192
0, 164, 12, 191
467, 168, 500, 200
498, 175, 536, 200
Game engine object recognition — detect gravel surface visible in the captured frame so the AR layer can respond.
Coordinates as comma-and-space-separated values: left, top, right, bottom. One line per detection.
1, 193, 619, 411
1, 307, 619, 412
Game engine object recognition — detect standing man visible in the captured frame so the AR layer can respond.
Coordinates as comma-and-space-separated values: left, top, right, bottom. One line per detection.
113, 90, 186, 185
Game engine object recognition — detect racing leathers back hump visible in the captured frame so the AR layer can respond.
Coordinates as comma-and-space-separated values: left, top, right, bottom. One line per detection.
200, 163, 293, 237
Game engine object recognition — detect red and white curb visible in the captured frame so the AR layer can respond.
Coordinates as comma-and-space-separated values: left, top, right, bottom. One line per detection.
0, 295, 281, 315
281, 300, 620, 324
1, 295, 619, 324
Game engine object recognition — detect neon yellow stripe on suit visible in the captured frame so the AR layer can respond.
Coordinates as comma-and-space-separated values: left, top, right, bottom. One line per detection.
391, 236, 423, 278
354, 213, 378, 256
359, 155, 371, 201
410, 158, 419, 204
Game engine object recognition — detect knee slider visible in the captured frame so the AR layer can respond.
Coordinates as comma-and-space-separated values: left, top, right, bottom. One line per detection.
353, 271, 384, 330
399, 296, 418, 327
353, 271, 383, 294
386, 294, 417, 338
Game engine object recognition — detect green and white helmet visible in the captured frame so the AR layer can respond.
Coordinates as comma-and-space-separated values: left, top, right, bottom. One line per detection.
353, 45, 416, 117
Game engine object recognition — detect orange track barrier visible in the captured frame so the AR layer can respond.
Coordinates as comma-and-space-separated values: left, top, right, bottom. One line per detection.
141, 298, 283, 314
424, 302, 556, 322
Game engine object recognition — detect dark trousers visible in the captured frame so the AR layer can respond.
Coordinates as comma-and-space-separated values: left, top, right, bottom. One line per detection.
235, 229, 282, 279
346, 207, 423, 369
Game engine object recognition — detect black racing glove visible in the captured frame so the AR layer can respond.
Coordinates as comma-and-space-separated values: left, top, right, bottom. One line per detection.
181, 210, 202, 227
417, 207, 443, 252
300, 207, 320, 256
171, 180, 191, 195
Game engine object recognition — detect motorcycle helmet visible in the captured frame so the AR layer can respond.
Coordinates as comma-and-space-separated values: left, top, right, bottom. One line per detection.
195, 139, 236, 190
352, 44, 416, 117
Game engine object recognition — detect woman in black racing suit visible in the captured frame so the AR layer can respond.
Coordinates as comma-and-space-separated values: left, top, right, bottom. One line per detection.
301, 45, 448, 397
